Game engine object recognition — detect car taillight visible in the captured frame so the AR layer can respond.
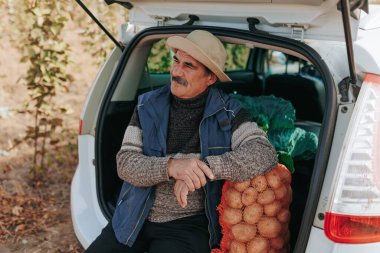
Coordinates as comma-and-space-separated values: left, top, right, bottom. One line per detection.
79, 119, 83, 135
324, 73, 380, 244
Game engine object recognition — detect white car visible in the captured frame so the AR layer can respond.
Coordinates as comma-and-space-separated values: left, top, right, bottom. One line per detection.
71, 0, 380, 252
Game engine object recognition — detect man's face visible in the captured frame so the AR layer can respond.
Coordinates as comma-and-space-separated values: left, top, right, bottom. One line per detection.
170, 50, 217, 99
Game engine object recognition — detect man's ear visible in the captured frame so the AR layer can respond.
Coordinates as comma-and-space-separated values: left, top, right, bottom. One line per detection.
207, 73, 218, 86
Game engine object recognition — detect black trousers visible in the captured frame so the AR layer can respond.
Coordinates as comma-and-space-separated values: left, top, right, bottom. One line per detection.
85, 214, 210, 253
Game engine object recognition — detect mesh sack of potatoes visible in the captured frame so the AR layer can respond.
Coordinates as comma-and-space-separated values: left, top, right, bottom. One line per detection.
213, 164, 292, 253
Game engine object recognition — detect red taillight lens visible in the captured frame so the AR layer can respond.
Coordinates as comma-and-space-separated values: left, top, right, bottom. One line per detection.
325, 212, 380, 243
79, 119, 83, 135
324, 73, 380, 244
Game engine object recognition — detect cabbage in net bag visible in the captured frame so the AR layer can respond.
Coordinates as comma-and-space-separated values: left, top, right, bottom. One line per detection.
213, 164, 292, 253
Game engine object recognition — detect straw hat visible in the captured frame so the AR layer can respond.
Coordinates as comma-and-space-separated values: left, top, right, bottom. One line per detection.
166, 30, 231, 82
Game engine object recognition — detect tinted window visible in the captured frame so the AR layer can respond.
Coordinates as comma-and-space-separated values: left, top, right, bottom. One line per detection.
147, 40, 250, 74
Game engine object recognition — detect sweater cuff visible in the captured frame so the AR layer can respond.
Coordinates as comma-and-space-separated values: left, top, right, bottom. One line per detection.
153, 156, 171, 183
205, 156, 232, 181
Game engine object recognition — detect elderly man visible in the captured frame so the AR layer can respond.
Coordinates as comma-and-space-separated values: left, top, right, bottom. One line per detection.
86, 30, 278, 253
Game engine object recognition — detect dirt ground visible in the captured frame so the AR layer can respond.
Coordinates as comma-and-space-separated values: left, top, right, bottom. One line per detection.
0, 9, 102, 253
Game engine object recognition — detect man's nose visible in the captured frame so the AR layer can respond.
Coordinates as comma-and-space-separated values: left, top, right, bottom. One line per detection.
171, 64, 183, 76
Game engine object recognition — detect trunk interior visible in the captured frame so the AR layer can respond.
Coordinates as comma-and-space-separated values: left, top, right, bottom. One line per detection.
95, 27, 337, 252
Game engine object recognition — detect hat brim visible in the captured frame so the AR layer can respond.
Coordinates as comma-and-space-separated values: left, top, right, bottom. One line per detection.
167, 36, 231, 82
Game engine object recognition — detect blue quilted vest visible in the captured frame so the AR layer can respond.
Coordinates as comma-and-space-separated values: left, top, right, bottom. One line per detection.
112, 85, 241, 248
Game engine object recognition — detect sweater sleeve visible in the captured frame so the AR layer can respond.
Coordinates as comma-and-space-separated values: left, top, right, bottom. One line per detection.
116, 108, 170, 187
205, 109, 278, 182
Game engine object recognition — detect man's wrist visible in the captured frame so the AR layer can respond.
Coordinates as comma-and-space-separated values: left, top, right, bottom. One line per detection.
167, 157, 174, 178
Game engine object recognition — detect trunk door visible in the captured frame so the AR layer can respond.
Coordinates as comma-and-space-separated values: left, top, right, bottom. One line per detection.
111, 0, 368, 41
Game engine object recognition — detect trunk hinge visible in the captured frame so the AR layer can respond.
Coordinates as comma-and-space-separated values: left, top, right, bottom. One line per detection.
340, 0, 358, 89
287, 24, 308, 42
75, 0, 125, 51
154, 14, 199, 27
153, 16, 169, 26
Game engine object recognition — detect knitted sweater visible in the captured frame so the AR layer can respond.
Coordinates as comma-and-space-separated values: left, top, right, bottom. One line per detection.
116, 88, 278, 222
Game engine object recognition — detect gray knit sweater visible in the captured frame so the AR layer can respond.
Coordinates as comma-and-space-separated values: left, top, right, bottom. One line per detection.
116, 89, 278, 222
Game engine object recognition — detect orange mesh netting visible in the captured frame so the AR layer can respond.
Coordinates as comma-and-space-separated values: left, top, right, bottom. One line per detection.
212, 164, 292, 253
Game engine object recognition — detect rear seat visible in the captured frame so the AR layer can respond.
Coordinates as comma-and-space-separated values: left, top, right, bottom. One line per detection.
264, 74, 325, 123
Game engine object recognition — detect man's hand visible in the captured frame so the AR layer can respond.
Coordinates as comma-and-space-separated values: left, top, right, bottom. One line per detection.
168, 158, 214, 192
174, 180, 190, 208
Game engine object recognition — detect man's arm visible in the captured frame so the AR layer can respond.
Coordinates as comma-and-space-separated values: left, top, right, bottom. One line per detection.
117, 108, 214, 188
116, 108, 170, 187
205, 109, 278, 182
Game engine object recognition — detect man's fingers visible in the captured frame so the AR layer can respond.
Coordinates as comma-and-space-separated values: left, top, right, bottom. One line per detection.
189, 169, 202, 189
180, 187, 188, 208
192, 167, 207, 186
184, 176, 195, 192
174, 181, 184, 206
198, 160, 214, 180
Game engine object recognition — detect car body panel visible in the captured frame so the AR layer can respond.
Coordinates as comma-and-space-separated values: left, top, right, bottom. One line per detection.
313, 103, 355, 229
71, 136, 107, 248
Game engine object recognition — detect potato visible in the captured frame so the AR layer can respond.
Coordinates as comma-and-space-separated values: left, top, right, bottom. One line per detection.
243, 203, 263, 224
265, 171, 282, 189
277, 209, 291, 223
246, 236, 269, 253
225, 188, 243, 209
230, 240, 247, 253
284, 185, 293, 205
251, 176, 267, 192
268, 248, 278, 253
234, 180, 251, 192
242, 187, 258, 206
257, 189, 275, 205
222, 207, 242, 226
277, 165, 291, 184
257, 217, 281, 238
231, 224, 257, 242
270, 236, 285, 250
280, 222, 289, 235
273, 183, 287, 200
264, 200, 282, 217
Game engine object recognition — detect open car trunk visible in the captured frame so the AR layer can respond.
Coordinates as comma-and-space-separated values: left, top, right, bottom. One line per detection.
94, 26, 337, 252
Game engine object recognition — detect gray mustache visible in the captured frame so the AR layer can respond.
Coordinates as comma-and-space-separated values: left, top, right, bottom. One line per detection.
172, 76, 188, 86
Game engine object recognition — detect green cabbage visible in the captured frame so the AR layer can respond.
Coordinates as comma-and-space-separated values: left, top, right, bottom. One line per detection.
268, 128, 318, 173
232, 95, 295, 132
232, 95, 318, 172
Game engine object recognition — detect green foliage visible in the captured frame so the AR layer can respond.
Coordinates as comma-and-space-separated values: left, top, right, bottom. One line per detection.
78, 1, 127, 67
224, 43, 250, 71
233, 95, 318, 172
15, 0, 72, 179
147, 39, 172, 74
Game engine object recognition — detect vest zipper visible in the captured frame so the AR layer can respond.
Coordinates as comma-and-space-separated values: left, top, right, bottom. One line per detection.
199, 108, 224, 248
117, 187, 131, 206
125, 191, 152, 245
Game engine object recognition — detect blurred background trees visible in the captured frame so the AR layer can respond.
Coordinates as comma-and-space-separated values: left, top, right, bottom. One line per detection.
3, 0, 126, 178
